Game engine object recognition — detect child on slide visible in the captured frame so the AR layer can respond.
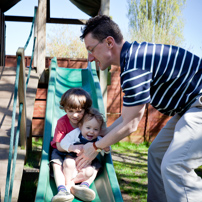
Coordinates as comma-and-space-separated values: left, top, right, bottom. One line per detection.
60, 107, 111, 201
50, 88, 92, 202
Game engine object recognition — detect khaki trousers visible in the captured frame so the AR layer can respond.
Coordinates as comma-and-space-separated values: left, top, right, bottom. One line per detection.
147, 96, 202, 202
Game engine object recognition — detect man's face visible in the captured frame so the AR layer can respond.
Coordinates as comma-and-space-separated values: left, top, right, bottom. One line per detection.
84, 33, 112, 71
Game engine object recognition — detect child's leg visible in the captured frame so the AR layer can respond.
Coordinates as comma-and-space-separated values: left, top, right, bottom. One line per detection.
52, 162, 74, 202
52, 163, 66, 187
71, 167, 98, 201
72, 165, 95, 184
82, 168, 98, 187
63, 157, 77, 191
51, 149, 74, 202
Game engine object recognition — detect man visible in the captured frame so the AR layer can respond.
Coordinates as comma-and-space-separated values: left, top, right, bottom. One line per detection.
76, 15, 202, 202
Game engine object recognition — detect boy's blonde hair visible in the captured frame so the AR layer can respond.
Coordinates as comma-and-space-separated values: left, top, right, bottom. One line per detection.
60, 88, 92, 111
79, 108, 104, 129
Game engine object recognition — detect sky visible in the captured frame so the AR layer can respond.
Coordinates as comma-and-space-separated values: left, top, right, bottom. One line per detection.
4, 0, 202, 58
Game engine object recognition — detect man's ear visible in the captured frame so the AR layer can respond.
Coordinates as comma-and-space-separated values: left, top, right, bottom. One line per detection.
106, 36, 114, 48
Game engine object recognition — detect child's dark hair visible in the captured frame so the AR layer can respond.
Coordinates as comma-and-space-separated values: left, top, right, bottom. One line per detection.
80, 108, 104, 129
60, 88, 92, 110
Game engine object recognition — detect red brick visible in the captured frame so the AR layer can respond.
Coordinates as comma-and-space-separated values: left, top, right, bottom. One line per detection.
35, 88, 47, 100
32, 119, 44, 136
33, 100, 46, 118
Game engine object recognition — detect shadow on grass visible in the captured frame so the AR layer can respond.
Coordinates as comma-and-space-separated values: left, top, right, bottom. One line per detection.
111, 146, 148, 202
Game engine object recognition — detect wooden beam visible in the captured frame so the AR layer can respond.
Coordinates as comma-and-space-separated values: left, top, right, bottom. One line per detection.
5, 15, 86, 24
99, 0, 110, 118
5, 15, 33, 22
47, 0, 50, 22
36, 0, 46, 81
0, 9, 5, 66
16, 47, 27, 149
47, 18, 86, 24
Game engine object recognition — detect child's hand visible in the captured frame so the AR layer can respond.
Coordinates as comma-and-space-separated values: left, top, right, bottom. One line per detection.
69, 145, 84, 154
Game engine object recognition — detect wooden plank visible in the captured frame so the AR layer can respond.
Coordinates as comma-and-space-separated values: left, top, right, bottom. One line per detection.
32, 119, 44, 137
35, 88, 47, 100
36, 0, 47, 79
17, 48, 27, 149
0, 64, 39, 201
33, 100, 46, 118
5, 15, 86, 25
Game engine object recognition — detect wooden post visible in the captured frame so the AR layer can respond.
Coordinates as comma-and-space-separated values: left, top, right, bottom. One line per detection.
99, 0, 110, 118
33, 6, 38, 70
35, 0, 46, 82
0, 8, 2, 66
0, 9, 5, 66
16, 48, 27, 149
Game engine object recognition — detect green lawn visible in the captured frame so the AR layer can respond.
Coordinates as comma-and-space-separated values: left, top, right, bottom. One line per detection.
111, 141, 150, 202
21, 139, 202, 202
22, 139, 149, 201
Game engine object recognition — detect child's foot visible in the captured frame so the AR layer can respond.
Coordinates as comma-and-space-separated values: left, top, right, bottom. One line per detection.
71, 185, 96, 201
51, 190, 74, 202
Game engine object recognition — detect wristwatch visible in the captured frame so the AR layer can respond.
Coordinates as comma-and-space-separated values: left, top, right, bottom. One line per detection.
93, 142, 102, 152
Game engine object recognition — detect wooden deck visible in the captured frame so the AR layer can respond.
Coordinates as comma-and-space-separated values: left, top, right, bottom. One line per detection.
0, 66, 39, 202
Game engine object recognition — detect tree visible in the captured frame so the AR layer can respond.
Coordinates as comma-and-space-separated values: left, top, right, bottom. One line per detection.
46, 25, 88, 58
127, 0, 186, 45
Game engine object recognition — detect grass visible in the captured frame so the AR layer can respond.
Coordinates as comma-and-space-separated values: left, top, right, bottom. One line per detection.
21, 139, 202, 202
21, 139, 149, 201
18, 138, 43, 202
24, 137, 42, 168
111, 141, 150, 202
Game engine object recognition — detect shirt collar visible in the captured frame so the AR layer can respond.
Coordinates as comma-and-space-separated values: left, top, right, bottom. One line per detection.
120, 41, 131, 70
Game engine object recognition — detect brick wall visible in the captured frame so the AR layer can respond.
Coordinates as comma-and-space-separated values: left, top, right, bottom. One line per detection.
5, 55, 88, 69
5, 56, 171, 143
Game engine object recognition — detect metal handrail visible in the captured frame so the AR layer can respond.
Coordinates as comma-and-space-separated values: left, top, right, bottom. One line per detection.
4, 7, 37, 202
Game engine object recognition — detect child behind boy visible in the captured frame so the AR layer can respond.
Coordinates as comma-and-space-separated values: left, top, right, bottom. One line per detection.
50, 88, 92, 202
60, 108, 110, 201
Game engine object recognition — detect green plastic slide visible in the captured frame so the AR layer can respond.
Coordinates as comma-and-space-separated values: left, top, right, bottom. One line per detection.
35, 57, 123, 202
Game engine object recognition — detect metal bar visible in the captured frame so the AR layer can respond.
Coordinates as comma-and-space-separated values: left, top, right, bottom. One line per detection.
4, 56, 21, 202
8, 103, 23, 202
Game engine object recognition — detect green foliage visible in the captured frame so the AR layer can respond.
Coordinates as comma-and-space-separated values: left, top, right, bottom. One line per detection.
46, 25, 88, 58
127, 0, 186, 45
25, 138, 42, 168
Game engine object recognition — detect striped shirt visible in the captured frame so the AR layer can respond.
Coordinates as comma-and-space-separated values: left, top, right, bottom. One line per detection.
120, 41, 202, 116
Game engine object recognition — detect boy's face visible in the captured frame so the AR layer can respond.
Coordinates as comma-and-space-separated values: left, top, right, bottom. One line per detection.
80, 117, 101, 141
65, 108, 85, 128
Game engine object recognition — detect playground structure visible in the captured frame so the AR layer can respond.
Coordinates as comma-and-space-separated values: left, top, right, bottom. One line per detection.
0, 0, 125, 201
35, 57, 123, 201
0, 1, 172, 201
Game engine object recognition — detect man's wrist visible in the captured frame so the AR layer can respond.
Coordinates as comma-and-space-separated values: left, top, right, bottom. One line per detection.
93, 142, 102, 152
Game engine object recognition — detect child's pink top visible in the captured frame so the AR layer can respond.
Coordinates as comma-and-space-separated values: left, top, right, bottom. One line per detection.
50, 115, 74, 149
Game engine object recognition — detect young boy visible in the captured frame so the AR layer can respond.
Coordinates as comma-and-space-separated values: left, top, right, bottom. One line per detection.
50, 88, 92, 202
60, 108, 110, 201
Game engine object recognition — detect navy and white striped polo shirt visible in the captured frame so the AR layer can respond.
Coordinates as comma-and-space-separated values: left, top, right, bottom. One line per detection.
120, 41, 202, 116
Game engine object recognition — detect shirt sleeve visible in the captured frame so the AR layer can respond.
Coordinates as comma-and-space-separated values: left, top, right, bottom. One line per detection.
60, 128, 80, 152
53, 120, 68, 143
121, 68, 152, 106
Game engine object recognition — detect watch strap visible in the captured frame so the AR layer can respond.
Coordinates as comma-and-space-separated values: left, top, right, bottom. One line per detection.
93, 142, 102, 152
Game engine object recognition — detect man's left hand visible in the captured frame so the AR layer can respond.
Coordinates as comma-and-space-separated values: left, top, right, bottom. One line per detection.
75, 142, 97, 170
